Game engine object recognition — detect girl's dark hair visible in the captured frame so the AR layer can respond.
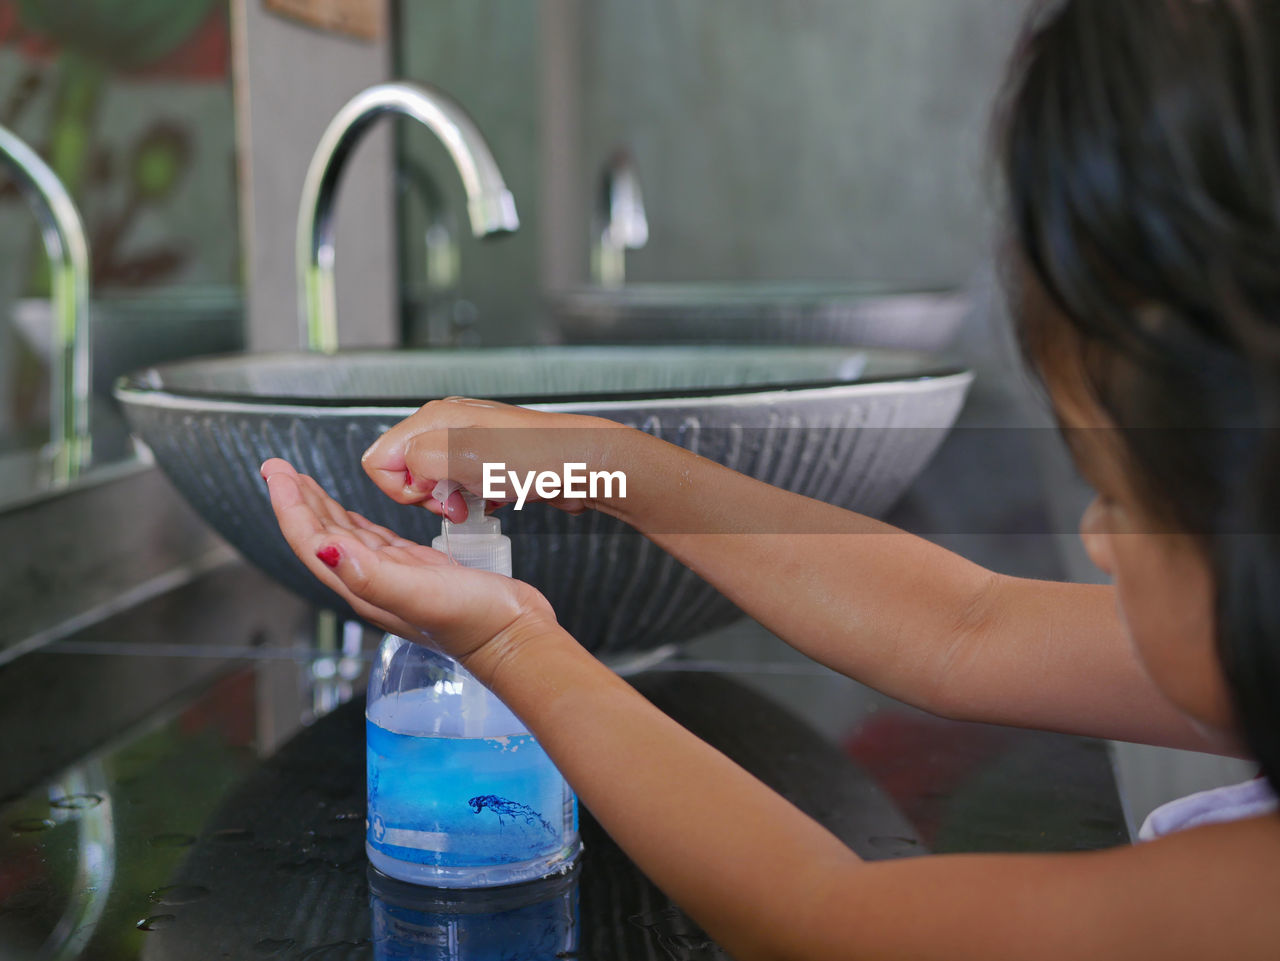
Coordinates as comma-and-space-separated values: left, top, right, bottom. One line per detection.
1001, 0, 1280, 789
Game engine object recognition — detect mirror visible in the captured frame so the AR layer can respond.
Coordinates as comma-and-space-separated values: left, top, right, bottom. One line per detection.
0, 0, 243, 507
393, 0, 1025, 348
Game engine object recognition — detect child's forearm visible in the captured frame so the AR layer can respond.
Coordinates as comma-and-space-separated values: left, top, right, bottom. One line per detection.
465, 619, 1267, 961
589, 427, 1002, 707
590, 429, 1223, 751
465, 619, 864, 961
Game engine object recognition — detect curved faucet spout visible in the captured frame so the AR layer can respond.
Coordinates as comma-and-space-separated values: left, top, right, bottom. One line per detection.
0, 124, 91, 484
297, 82, 519, 352
592, 148, 648, 288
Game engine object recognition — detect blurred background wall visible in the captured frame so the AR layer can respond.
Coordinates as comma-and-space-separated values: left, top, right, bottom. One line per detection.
0, 0, 241, 454
397, 0, 1027, 345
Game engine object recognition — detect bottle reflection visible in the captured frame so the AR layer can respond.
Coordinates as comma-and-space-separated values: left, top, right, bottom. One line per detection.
368, 864, 580, 960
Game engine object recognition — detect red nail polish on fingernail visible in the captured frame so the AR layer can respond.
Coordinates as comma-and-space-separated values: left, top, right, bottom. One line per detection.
317, 546, 341, 569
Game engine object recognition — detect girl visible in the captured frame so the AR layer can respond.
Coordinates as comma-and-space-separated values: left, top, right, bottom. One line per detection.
262, 1, 1280, 956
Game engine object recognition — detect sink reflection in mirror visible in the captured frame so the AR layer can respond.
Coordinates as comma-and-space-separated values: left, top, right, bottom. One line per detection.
0, 3, 243, 510
549, 283, 971, 355
10, 289, 243, 469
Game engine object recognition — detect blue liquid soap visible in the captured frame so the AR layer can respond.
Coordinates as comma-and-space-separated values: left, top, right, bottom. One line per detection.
367, 490, 581, 887
366, 673, 580, 887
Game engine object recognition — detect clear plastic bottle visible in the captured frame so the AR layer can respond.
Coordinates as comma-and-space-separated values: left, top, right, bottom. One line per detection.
366, 492, 581, 887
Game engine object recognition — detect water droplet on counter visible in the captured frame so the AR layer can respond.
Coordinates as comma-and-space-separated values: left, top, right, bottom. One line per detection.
148, 832, 196, 848
10, 818, 55, 834
252, 937, 296, 955
330, 811, 362, 823
148, 885, 211, 906
136, 914, 177, 931
210, 827, 254, 843
50, 793, 103, 810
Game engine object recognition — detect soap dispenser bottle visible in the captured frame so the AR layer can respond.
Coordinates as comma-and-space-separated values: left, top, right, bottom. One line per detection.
365, 492, 581, 887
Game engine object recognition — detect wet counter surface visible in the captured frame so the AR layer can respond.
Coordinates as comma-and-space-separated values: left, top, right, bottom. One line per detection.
0, 566, 1128, 960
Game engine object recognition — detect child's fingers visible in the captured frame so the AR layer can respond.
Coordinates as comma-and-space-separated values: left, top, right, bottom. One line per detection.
396, 538, 456, 567
401, 432, 459, 501
377, 541, 446, 570
297, 474, 356, 529
349, 513, 454, 567
266, 471, 331, 553
293, 531, 432, 641
272, 505, 385, 606
345, 525, 393, 552
265, 468, 437, 640
339, 508, 455, 566
288, 474, 419, 552
314, 537, 484, 640
345, 510, 405, 544
404, 471, 436, 500
278, 472, 384, 551
267, 455, 508, 648
363, 397, 505, 475
267, 471, 375, 557
363, 428, 452, 505
401, 476, 452, 519
441, 489, 468, 522
261, 457, 300, 483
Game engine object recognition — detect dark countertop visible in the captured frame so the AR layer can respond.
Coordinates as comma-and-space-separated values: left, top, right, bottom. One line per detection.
0, 567, 1128, 961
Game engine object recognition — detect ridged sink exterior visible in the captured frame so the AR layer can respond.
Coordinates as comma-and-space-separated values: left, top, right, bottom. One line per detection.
116, 348, 971, 655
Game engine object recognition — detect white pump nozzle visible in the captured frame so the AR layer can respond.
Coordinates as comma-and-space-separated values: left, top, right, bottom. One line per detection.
431, 488, 512, 576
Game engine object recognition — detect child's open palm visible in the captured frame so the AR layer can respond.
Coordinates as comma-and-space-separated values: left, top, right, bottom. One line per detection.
260, 457, 557, 663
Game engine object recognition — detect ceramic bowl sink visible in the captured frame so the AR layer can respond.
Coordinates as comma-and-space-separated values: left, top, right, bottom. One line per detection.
549, 284, 969, 353
116, 346, 971, 655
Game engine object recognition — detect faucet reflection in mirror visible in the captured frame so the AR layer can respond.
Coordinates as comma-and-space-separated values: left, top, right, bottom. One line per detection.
297, 81, 519, 353
399, 155, 473, 347
399, 156, 460, 297
592, 148, 649, 288
0, 123, 91, 486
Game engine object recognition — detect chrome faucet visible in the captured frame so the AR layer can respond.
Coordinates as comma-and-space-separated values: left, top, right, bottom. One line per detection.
397, 155, 467, 346
0, 124, 91, 485
398, 155, 459, 295
592, 148, 649, 288
297, 82, 519, 353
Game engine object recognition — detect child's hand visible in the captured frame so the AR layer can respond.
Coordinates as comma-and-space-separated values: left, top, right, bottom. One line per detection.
261, 458, 558, 663
360, 397, 627, 522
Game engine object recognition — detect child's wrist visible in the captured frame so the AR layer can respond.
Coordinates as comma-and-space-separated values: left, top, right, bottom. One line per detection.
460, 609, 573, 693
